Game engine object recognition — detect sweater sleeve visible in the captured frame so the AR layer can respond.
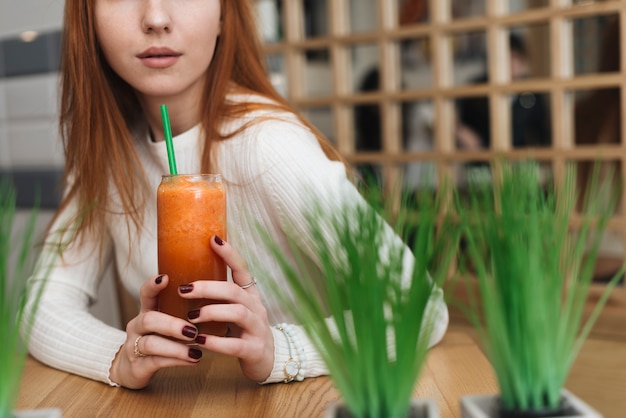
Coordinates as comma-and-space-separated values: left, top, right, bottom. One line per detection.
23, 199, 127, 386
249, 117, 448, 383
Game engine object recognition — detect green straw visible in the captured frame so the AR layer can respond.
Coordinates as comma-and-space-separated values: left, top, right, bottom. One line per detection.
160, 104, 178, 175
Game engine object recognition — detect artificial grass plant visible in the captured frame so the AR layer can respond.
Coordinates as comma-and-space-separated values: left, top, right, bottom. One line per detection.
0, 179, 41, 417
261, 185, 459, 418
456, 161, 624, 413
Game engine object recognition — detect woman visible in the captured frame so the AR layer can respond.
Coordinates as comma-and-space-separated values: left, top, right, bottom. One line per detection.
25, 0, 448, 389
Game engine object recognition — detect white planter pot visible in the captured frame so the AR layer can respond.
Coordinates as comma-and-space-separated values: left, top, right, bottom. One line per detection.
13, 408, 62, 418
460, 389, 601, 418
326, 399, 439, 418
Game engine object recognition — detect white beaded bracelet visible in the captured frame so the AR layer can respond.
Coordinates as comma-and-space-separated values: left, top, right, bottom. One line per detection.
276, 323, 307, 382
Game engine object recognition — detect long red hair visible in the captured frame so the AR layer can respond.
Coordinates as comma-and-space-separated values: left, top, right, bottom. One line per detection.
57, 0, 342, 243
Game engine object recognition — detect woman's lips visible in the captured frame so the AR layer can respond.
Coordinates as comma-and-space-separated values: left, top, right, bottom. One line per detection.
137, 47, 182, 69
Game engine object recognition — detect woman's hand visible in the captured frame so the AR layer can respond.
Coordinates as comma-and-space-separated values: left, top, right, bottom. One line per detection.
109, 235, 274, 388
184, 235, 274, 382
109, 274, 205, 389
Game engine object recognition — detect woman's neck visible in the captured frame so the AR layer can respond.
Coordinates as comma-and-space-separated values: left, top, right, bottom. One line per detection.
138, 94, 202, 142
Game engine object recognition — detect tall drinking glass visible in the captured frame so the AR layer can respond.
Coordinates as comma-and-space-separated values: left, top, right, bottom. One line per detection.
157, 174, 228, 336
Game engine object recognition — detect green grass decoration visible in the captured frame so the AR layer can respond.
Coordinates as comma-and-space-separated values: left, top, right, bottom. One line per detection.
0, 179, 41, 417
260, 184, 459, 418
455, 161, 624, 413
0, 180, 75, 417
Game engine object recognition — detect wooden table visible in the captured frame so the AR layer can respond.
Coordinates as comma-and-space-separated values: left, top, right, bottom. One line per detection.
565, 337, 626, 418
16, 331, 498, 417
18, 328, 626, 418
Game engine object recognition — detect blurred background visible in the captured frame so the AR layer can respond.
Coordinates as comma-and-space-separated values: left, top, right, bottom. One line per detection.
1, 0, 625, 333
0, 0, 119, 327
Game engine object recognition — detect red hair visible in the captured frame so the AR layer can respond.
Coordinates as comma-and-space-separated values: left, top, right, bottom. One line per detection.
56, 0, 342, 243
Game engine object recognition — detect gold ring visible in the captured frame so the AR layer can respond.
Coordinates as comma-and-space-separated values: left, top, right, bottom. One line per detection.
240, 277, 257, 289
134, 336, 148, 357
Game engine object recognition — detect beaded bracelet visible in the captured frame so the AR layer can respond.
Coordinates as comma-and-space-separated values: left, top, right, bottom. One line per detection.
276, 323, 307, 382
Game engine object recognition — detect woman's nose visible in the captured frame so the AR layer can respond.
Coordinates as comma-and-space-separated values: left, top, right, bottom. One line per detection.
142, 0, 172, 34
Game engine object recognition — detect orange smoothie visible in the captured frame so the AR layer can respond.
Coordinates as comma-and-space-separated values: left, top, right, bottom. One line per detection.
157, 174, 228, 336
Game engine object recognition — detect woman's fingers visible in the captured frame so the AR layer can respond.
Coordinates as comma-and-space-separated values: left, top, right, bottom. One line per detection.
182, 284, 274, 382
113, 309, 204, 389
187, 302, 257, 331
132, 334, 203, 363
193, 306, 275, 382
112, 333, 200, 389
178, 280, 258, 304
210, 235, 258, 291
114, 194, 272, 387
139, 274, 169, 312
129, 309, 200, 342
179, 281, 267, 337
194, 321, 274, 382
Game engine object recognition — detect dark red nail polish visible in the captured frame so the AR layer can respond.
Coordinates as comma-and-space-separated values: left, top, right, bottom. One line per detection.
195, 335, 206, 345
179, 284, 193, 294
155, 275, 164, 285
189, 348, 203, 359
214, 235, 225, 246
182, 326, 198, 339
188, 309, 200, 320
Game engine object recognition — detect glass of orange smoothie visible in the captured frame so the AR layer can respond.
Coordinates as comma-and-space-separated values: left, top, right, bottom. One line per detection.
157, 174, 228, 336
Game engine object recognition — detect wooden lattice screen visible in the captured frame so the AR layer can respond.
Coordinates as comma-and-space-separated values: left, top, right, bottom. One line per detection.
259, 0, 626, 337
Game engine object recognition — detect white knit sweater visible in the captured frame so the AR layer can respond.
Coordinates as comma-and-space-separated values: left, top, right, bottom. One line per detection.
26, 97, 448, 385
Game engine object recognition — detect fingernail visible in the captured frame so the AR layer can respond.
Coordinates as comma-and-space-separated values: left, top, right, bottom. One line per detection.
188, 309, 200, 320
195, 335, 206, 345
189, 348, 203, 359
155, 275, 164, 285
182, 325, 198, 338
179, 284, 193, 294
214, 235, 225, 246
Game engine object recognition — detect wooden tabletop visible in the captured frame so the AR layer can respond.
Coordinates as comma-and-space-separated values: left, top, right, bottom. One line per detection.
17, 327, 626, 418
15, 331, 499, 417
565, 336, 626, 418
